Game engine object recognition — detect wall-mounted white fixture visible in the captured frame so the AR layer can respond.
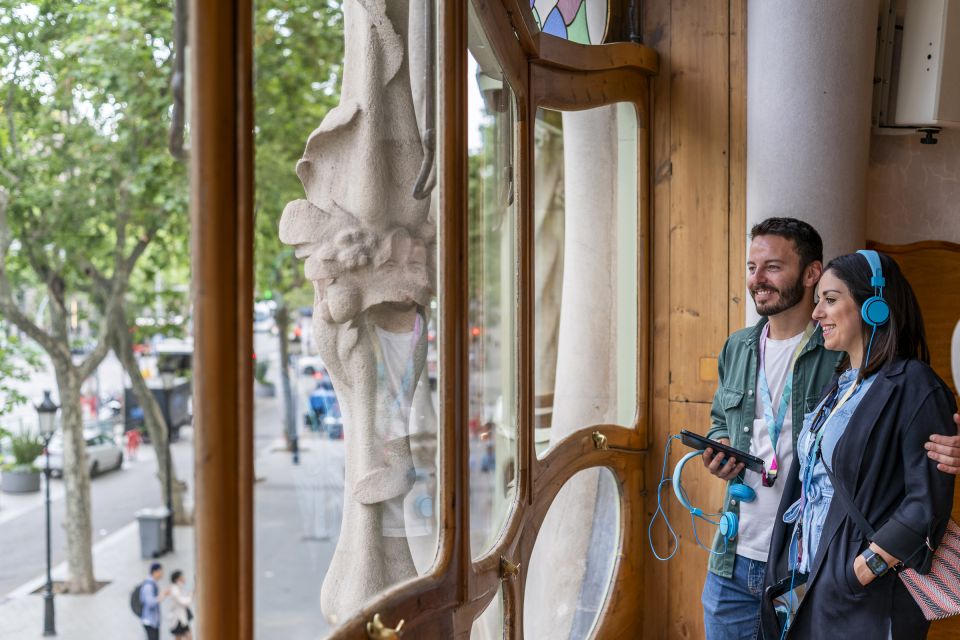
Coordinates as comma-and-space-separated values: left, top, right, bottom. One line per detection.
895, 0, 960, 132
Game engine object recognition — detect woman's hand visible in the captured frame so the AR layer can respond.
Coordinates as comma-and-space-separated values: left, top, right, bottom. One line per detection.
854, 543, 899, 587
853, 554, 876, 587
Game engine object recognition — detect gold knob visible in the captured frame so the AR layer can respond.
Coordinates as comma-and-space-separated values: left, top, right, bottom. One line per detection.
592, 431, 608, 450
366, 613, 405, 639
500, 556, 521, 580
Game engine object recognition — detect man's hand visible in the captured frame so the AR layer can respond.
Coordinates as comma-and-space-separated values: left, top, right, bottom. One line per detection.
702, 438, 745, 481
925, 412, 960, 475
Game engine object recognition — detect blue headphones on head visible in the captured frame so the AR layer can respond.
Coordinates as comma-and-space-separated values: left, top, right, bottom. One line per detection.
672, 450, 756, 543
856, 250, 890, 327
856, 250, 889, 368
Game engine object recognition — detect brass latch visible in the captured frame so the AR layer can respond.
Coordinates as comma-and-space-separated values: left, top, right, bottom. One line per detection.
366, 613, 404, 639
500, 556, 521, 580
591, 431, 608, 450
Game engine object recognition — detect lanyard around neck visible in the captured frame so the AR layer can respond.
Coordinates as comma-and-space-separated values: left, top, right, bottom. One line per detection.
757, 321, 816, 487
800, 377, 860, 508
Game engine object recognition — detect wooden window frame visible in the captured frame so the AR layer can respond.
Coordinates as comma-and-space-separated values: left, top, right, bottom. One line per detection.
189, 0, 658, 637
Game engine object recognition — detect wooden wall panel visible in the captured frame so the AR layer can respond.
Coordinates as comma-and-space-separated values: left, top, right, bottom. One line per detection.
642, 0, 745, 638
642, 0, 673, 635
666, 0, 732, 405
728, 0, 747, 335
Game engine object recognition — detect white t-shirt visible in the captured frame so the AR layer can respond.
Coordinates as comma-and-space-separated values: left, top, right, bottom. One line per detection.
736, 331, 804, 562
375, 326, 417, 442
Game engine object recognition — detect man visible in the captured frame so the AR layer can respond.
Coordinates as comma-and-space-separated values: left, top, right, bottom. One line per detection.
700, 217, 960, 640
140, 562, 170, 640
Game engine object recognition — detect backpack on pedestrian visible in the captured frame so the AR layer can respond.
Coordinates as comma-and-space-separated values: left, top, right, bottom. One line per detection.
130, 581, 145, 617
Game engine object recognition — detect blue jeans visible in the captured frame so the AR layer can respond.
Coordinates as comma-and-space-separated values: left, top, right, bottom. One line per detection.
702, 555, 765, 640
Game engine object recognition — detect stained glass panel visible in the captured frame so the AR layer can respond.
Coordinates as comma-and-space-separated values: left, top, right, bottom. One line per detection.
530, 0, 608, 45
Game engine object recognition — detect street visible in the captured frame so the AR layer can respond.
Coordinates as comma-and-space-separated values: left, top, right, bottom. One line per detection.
0, 435, 193, 597
0, 328, 439, 638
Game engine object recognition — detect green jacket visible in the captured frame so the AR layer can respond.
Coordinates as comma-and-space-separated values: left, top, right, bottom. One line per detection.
705, 317, 842, 578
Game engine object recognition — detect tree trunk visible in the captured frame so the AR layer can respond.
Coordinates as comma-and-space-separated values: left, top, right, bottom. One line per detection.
276, 303, 296, 447
54, 364, 97, 593
110, 310, 189, 524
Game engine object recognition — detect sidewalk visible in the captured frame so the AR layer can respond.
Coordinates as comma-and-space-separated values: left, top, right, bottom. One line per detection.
0, 369, 340, 639
0, 524, 195, 640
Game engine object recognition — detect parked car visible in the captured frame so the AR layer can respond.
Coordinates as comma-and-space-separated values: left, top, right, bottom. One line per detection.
299, 355, 325, 376
36, 430, 124, 478
254, 302, 277, 334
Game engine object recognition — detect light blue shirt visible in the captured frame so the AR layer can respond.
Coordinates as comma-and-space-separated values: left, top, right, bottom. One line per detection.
783, 368, 876, 573
140, 578, 161, 628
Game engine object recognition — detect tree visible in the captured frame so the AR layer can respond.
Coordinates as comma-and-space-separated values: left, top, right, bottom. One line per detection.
253, 1, 344, 444
0, 330, 41, 418
0, 1, 185, 591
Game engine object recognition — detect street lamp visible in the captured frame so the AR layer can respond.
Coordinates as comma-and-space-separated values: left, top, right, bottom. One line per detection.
158, 362, 176, 555
36, 390, 59, 637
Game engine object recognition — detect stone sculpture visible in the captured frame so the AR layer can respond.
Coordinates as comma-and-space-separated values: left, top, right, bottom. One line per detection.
279, 0, 436, 624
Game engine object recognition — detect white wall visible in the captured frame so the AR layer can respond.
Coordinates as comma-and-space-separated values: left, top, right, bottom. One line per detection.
866, 129, 960, 244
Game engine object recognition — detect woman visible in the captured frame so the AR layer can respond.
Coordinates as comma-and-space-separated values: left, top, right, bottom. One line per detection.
168, 570, 193, 639
760, 250, 956, 639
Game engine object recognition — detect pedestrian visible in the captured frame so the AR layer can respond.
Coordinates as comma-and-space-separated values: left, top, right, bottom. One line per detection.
168, 569, 194, 639
698, 218, 960, 640
760, 251, 956, 639
126, 428, 142, 462
140, 562, 170, 640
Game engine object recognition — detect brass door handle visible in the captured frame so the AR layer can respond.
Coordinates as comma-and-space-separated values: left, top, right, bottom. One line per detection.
592, 431, 609, 450
500, 556, 521, 580
366, 613, 405, 639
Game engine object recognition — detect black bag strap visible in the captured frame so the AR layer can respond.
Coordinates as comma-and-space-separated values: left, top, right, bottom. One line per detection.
823, 461, 877, 539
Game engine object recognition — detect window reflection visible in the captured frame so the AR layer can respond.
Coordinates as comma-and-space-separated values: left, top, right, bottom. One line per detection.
467, 5, 519, 559
525, 467, 621, 639
533, 104, 638, 458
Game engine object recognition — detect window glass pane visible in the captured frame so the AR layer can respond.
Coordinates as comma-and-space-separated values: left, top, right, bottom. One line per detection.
524, 467, 621, 639
471, 586, 505, 639
257, 0, 440, 635
534, 104, 638, 458
467, 4, 519, 559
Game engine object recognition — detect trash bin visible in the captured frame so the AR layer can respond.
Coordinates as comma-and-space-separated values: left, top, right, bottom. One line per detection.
135, 507, 169, 559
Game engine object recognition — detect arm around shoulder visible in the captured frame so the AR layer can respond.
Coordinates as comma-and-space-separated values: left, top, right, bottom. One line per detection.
872, 380, 957, 572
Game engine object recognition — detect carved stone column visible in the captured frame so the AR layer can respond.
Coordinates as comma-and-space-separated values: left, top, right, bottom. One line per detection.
280, 0, 436, 624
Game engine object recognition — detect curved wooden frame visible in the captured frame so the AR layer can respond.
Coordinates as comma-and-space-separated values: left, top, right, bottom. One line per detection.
191, 0, 658, 637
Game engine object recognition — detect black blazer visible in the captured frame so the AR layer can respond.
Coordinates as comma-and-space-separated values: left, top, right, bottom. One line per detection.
761, 358, 957, 639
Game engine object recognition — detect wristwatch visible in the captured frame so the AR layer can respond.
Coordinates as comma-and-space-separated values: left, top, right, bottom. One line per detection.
862, 548, 890, 577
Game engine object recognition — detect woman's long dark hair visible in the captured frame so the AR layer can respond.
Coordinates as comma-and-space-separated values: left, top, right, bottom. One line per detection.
823, 251, 930, 379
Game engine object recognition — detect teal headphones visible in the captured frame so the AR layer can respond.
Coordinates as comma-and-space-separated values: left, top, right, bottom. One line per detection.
672, 450, 755, 542
857, 249, 890, 327
856, 250, 889, 368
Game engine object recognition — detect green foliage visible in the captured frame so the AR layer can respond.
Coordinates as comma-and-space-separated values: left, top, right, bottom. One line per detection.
0, 331, 41, 416
0, 0, 188, 335
8, 430, 44, 470
253, 1, 344, 310
254, 358, 271, 385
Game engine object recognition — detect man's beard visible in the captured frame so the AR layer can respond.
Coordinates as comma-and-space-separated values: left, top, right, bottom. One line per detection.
751, 276, 805, 316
